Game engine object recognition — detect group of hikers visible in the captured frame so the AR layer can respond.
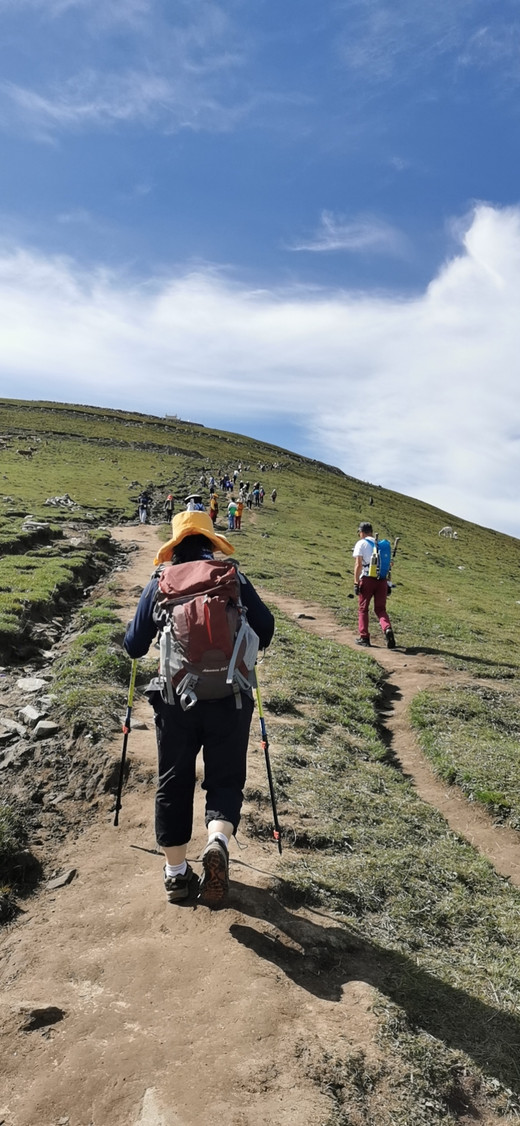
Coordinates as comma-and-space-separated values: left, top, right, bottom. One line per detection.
137, 473, 278, 530
124, 506, 395, 907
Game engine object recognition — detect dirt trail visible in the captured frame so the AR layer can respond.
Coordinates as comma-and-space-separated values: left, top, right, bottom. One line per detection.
0, 526, 377, 1126
1, 526, 519, 1126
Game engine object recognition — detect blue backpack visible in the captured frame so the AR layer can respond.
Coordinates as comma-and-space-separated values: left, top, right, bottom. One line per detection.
367, 537, 392, 580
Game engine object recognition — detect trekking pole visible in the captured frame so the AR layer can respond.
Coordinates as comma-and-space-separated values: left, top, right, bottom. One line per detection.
392, 536, 400, 558
254, 671, 282, 854
113, 658, 137, 827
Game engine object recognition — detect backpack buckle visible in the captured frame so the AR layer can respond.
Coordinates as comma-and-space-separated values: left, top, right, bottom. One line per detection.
180, 688, 198, 712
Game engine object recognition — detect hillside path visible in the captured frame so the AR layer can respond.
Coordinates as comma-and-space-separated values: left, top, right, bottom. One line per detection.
1, 525, 518, 1126
259, 589, 520, 888
0, 526, 376, 1126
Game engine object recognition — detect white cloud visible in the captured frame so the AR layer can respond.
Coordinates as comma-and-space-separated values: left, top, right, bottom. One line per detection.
1, 204, 520, 535
0, 2, 254, 138
337, 0, 520, 90
290, 210, 407, 255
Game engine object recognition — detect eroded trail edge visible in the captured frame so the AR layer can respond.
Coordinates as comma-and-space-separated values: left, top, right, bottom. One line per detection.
260, 588, 520, 888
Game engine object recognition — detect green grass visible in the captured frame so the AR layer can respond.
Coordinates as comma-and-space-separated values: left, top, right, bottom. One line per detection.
52, 600, 131, 741
0, 526, 118, 660
410, 685, 520, 826
250, 613, 520, 1117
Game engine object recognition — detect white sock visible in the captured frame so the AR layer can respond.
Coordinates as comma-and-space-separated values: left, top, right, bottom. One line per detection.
208, 832, 229, 850
165, 861, 187, 878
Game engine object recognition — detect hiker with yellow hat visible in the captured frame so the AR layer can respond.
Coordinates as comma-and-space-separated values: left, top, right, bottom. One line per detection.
124, 509, 274, 907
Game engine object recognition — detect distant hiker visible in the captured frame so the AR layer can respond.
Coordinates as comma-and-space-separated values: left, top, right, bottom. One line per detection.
353, 522, 396, 649
259, 487, 265, 504
209, 476, 216, 491
235, 498, 244, 530
185, 494, 205, 512
271, 489, 277, 504
164, 494, 174, 519
227, 497, 238, 531
253, 488, 260, 507
246, 492, 253, 510
138, 491, 151, 524
209, 493, 219, 525
123, 510, 275, 906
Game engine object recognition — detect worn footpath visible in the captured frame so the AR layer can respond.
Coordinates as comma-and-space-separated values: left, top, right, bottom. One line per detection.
1, 524, 520, 1125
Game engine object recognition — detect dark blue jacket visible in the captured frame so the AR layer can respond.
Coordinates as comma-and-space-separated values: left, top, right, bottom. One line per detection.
124, 568, 275, 659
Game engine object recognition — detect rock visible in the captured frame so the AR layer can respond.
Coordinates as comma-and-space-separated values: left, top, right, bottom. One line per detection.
0, 717, 25, 736
0, 744, 30, 770
39, 695, 55, 708
43, 494, 76, 508
18, 705, 46, 728
33, 720, 60, 740
295, 613, 316, 620
16, 677, 47, 693
47, 869, 76, 890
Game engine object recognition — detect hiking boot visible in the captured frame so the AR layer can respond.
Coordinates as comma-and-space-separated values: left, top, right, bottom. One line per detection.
199, 838, 229, 906
355, 637, 371, 647
385, 628, 396, 650
164, 863, 195, 903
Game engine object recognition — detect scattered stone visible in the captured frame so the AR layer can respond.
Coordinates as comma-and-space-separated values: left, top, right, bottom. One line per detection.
43, 493, 77, 508
47, 869, 76, 890
33, 720, 60, 740
16, 677, 47, 693
19, 1004, 65, 1031
0, 744, 31, 770
39, 695, 55, 708
0, 717, 26, 736
18, 704, 46, 728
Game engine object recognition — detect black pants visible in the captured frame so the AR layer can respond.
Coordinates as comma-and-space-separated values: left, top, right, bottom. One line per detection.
148, 687, 254, 847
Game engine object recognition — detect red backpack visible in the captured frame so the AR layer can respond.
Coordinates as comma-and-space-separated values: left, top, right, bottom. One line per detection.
153, 559, 259, 710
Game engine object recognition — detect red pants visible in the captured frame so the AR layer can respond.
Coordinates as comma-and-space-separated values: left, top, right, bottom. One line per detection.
358, 577, 391, 639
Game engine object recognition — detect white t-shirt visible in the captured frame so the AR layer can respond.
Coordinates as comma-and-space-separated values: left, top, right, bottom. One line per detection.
352, 537, 376, 576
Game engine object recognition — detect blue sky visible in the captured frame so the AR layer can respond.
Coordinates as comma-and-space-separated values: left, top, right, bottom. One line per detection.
1, 1, 520, 534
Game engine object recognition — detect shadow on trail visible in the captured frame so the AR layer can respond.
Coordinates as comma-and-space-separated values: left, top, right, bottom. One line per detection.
230, 879, 520, 1092
403, 646, 518, 673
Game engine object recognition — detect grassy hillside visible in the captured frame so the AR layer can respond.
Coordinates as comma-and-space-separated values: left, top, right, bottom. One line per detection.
2, 395, 519, 679
2, 397, 520, 1121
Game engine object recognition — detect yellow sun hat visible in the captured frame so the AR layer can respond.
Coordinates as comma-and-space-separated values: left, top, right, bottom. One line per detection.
153, 510, 234, 565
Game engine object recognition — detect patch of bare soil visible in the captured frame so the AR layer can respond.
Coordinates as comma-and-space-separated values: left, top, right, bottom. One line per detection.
0, 526, 516, 1126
